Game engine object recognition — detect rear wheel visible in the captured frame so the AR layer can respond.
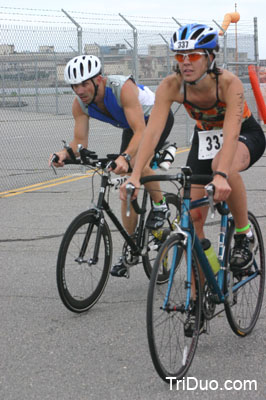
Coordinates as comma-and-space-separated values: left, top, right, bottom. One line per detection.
224, 212, 265, 335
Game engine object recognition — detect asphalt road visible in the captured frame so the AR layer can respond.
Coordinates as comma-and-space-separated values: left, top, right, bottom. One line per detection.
1, 149, 266, 400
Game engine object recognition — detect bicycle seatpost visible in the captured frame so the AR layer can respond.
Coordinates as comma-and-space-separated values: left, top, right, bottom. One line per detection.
205, 184, 215, 218
125, 183, 135, 217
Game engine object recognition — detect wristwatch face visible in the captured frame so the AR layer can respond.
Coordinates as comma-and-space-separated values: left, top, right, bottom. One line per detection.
121, 153, 131, 162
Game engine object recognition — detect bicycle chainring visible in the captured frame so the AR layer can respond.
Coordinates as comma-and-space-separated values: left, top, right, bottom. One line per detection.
202, 282, 216, 320
121, 240, 139, 268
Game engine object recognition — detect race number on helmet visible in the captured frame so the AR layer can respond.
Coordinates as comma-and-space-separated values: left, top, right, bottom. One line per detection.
170, 23, 218, 52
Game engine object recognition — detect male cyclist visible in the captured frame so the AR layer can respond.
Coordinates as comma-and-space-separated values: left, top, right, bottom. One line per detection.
50, 55, 174, 277
121, 23, 265, 273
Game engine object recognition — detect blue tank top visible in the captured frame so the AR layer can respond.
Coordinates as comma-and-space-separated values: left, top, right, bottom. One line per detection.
76, 75, 154, 129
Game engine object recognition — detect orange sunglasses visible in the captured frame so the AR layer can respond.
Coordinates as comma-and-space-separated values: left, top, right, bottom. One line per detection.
174, 52, 206, 62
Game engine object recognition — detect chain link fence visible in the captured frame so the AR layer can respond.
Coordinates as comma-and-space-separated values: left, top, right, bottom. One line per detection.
0, 7, 261, 191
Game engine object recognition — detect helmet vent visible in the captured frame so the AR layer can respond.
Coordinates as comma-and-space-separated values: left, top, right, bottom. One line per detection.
199, 34, 216, 45
80, 63, 84, 77
181, 27, 188, 40
88, 60, 91, 73
191, 28, 204, 40
73, 68, 77, 79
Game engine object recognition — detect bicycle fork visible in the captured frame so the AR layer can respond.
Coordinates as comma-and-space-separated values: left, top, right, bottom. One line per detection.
75, 210, 103, 265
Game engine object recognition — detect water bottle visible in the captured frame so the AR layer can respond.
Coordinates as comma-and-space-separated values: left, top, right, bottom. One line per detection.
152, 228, 171, 241
200, 238, 220, 275
159, 143, 177, 171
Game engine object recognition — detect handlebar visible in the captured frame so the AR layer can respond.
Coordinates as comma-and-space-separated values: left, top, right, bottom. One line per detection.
51, 144, 119, 170
130, 169, 228, 216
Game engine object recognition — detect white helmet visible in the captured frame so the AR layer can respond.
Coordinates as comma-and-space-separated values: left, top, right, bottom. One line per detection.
64, 55, 102, 84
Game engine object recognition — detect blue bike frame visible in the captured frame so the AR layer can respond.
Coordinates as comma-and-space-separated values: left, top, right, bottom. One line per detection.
163, 195, 259, 311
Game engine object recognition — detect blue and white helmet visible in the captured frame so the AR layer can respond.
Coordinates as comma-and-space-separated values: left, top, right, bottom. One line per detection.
170, 23, 219, 52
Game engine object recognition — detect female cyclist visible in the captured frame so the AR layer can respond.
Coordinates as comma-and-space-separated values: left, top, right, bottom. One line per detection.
120, 23, 266, 271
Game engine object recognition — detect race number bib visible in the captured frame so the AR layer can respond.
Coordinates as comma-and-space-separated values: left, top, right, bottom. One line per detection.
198, 129, 223, 160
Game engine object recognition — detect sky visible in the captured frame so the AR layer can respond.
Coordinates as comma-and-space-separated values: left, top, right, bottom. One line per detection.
2, 0, 266, 58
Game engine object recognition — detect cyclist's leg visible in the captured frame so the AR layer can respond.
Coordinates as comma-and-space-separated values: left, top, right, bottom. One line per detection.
213, 115, 266, 270
142, 111, 174, 229
186, 132, 212, 239
111, 129, 139, 277
186, 135, 212, 302
212, 141, 250, 232
121, 200, 138, 235
189, 185, 209, 239
119, 127, 139, 235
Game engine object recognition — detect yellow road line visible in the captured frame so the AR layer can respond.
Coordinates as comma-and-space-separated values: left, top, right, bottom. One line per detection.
0, 172, 94, 198
1, 147, 190, 198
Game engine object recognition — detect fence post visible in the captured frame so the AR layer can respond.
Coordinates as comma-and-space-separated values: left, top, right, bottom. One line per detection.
213, 19, 227, 69
172, 17, 182, 27
159, 34, 171, 76
17, 62, 21, 108
35, 57, 39, 113
61, 9, 83, 55
54, 52, 59, 115
119, 14, 138, 81
94, 42, 105, 74
1, 62, 5, 107
254, 17, 259, 65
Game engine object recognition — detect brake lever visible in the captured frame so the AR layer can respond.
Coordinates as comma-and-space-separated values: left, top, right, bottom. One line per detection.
125, 183, 135, 217
50, 153, 59, 175
62, 140, 76, 161
205, 183, 215, 218
106, 160, 117, 171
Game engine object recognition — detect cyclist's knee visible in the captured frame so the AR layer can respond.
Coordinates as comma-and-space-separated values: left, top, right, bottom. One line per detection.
141, 164, 153, 176
190, 208, 205, 231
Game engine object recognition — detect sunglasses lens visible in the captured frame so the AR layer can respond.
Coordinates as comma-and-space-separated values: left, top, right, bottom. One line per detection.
175, 53, 203, 62
188, 53, 202, 62
175, 54, 184, 62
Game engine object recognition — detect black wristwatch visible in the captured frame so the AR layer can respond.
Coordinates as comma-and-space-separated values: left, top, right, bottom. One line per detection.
121, 153, 131, 162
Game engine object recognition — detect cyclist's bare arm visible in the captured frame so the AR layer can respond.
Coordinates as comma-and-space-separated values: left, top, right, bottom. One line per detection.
210, 72, 246, 202
112, 79, 147, 175
120, 77, 177, 201
120, 80, 147, 158
49, 97, 89, 167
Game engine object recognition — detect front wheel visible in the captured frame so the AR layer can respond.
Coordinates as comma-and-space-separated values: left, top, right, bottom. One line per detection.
224, 211, 265, 336
142, 192, 181, 283
56, 210, 112, 313
147, 235, 202, 382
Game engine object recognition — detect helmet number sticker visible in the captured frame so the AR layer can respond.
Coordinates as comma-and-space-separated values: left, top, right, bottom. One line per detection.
177, 40, 189, 49
198, 129, 223, 159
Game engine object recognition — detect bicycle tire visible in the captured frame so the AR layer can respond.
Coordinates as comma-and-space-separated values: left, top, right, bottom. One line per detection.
147, 235, 202, 382
224, 211, 265, 336
56, 209, 112, 313
142, 193, 181, 283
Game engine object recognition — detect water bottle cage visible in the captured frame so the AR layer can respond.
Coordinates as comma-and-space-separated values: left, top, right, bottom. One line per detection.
158, 148, 175, 166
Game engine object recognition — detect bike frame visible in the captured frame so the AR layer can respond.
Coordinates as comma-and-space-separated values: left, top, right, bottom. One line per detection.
163, 192, 260, 311
86, 172, 150, 259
